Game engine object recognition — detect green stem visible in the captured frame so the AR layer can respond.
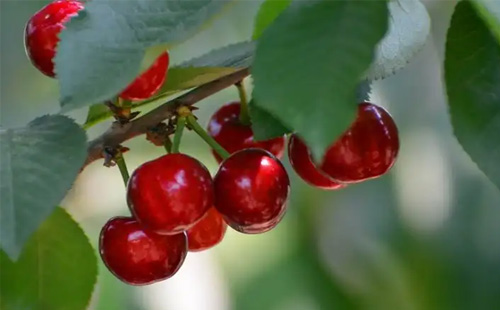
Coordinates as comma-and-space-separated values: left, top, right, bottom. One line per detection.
115, 153, 129, 186
236, 81, 251, 126
186, 114, 230, 159
163, 136, 173, 154
172, 116, 186, 153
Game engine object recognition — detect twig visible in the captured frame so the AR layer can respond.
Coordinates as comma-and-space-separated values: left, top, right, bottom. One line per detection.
83, 68, 250, 169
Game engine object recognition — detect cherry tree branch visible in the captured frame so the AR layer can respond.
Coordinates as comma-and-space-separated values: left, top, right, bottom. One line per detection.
83, 68, 250, 168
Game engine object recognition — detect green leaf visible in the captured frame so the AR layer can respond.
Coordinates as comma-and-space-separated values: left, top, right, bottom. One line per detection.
0, 207, 98, 310
473, 0, 500, 43
366, 0, 431, 80
252, 0, 389, 159
0, 115, 87, 259
56, 0, 232, 111
179, 41, 255, 68
83, 41, 255, 128
252, 0, 292, 40
249, 99, 291, 140
445, 1, 500, 190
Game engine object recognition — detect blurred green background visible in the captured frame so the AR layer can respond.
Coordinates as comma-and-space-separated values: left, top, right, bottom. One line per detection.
2, 0, 500, 309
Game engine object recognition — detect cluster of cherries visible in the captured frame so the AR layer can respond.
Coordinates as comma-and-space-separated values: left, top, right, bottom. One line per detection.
25, 0, 400, 286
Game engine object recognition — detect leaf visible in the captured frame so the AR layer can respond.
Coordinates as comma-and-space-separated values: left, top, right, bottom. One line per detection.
83, 41, 255, 128
252, 0, 389, 159
0, 207, 98, 310
472, 0, 500, 43
179, 40, 255, 68
252, 0, 292, 40
445, 1, 500, 189
249, 99, 291, 140
355, 80, 373, 103
366, 0, 431, 80
56, 0, 232, 111
0, 115, 87, 259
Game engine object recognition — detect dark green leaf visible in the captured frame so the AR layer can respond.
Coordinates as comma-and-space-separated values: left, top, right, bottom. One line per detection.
0, 207, 97, 310
56, 0, 232, 111
252, 0, 388, 159
252, 0, 291, 40
472, 0, 500, 43
0, 115, 87, 259
445, 1, 500, 189
249, 99, 291, 140
83, 41, 255, 128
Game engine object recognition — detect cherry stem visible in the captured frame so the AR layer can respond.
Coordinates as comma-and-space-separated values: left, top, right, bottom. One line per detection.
172, 116, 186, 154
186, 114, 230, 160
163, 136, 173, 154
117, 97, 124, 107
115, 152, 129, 186
236, 81, 251, 126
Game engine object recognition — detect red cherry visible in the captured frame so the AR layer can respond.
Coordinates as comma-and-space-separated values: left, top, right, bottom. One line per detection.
214, 149, 290, 234
186, 208, 227, 252
207, 102, 285, 163
24, 0, 84, 77
99, 217, 187, 285
288, 134, 345, 190
127, 153, 214, 235
320, 102, 399, 183
119, 52, 169, 101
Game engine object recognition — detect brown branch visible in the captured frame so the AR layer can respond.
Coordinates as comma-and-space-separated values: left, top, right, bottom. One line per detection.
83, 68, 250, 168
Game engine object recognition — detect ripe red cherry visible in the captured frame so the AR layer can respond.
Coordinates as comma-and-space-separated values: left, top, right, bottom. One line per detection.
214, 149, 290, 234
127, 153, 214, 235
288, 134, 345, 190
320, 102, 399, 183
207, 102, 285, 163
186, 208, 227, 252
99, 217, 187, 285
24, 0, 84, 77
119, 52, 169, 101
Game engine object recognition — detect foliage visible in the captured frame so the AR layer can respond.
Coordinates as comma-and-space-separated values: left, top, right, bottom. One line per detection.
2, 0, 500, 308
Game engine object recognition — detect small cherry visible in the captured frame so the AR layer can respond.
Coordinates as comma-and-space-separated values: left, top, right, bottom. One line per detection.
320, 102, 399, 183
214, 148, 290, 234
99, 217, 187, 285
119, 52, 170, 101
186, 208, 227, 252
24, 0, 84, 77
127, 153, 214, 235
288, 134, 345, 190
207, 102, 285, 163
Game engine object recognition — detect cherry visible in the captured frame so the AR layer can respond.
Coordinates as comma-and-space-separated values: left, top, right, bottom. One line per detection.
99, 217, 187, 285
119, 52, 170, 101
24, 0, 84, 77
127, 153, 214, 235
320, 102, 399, 183
214, 149, 290, 234
186, 208, 227, 252
288, 134, 345, 190
207, 102, 285, 163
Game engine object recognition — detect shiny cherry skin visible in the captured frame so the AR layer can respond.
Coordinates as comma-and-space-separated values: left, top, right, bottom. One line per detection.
119, 51, 169, 101
207, 102, 286, 163
99, 217, 187, 285
127, 153, 214, 235
186, 208, 227, 252
288, 134, 345, 190
214, 149, 290, 234
320, 102, 399, 183
25, 0, 84, 77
